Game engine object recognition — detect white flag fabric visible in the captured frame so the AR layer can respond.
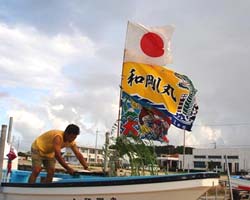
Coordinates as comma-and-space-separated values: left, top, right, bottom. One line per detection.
124, 21, 175, 66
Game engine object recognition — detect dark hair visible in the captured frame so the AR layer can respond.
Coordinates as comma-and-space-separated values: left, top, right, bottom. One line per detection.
64, 124, 80, 135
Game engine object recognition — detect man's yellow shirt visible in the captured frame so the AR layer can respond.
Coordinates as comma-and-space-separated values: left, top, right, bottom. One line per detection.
31, 130, 76, 158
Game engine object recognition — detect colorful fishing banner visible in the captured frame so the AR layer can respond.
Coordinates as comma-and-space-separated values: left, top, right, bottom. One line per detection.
120, 62, 198, 138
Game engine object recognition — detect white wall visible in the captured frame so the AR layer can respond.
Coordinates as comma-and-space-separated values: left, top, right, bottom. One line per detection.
179, 148, 250, 172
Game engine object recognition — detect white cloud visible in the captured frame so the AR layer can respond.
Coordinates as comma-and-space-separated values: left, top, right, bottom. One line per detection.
200, 126, 222, 142
0, 23, 97, 90
52, 34, 96, 57
167, 124, 224, 149
6, 109, 46, 150
184, 126, 223, 148
7, 109, 45, 130
0, 22, 103, 150
51, 104, 64, 111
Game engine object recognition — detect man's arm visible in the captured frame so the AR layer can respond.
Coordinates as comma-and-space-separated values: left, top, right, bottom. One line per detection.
53, 136, 75, 174
71, 145, 89, 170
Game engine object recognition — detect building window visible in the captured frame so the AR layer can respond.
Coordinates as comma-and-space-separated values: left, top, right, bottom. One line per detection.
194, 155, 206, 159
214, 162, 221, 168
80, 148, 87, 152
208, 155, 222, 159
208, 161, 221, 169
89, 149, 95, 154
227, 156, 239, 159
98, 150, 103, 154
194, 161, 206, 168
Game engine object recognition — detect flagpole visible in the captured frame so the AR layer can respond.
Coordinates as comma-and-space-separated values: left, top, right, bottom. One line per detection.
183, 130, 186, 171
116, 82, 122, 138
116, 21, 130, 138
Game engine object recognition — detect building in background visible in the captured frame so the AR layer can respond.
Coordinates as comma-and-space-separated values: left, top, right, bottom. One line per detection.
64, 146, 104, 165
178, 148, 250, 173
157, 154, 179, 171
63, 145, 250, 174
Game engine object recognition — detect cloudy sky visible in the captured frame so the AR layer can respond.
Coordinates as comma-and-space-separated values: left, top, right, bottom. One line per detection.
0, 0, 250, 151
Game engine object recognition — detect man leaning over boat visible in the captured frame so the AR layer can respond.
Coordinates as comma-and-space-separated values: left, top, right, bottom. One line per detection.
28, 124, 89, 183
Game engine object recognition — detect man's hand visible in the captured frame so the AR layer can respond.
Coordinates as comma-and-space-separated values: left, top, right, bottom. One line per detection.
71, 145, 89, 171
84, 165, 89, 170
67, 167, 75, 175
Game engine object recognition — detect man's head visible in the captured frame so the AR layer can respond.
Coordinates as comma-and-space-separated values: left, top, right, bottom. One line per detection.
64, 124, 80, 142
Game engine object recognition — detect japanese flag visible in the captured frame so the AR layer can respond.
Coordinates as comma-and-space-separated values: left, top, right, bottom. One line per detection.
124, 21, 175, 66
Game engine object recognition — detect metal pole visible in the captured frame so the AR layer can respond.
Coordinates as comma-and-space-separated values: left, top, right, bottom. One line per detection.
95, 129, 98, 164
7, 117, 13, 144
183, 130, 186, 171
103, 132, 110, 172
116, 88, 122, 138
225, 155, 233, 200
224, 180, 227, 200
0, 124, 8, 182
215, 182, 218, 200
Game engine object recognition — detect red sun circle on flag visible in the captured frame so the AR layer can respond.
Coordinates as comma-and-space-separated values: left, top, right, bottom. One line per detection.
140, 32, 164, 57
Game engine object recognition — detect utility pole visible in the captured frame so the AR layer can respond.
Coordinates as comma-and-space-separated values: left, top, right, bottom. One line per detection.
95, 129, 99, 164
0, 125, 7, 182
7, 117, 13, 144
103, 132, 110, 172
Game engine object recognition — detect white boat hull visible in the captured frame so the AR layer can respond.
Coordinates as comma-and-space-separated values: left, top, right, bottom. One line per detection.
0, 172, 219, 200
231, 175, 250, 191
